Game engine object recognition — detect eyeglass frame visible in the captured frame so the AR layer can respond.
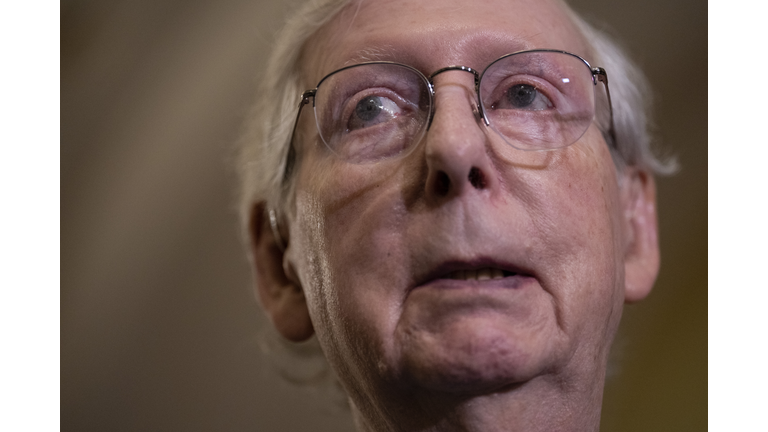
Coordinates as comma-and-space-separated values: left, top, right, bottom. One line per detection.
282, 48, 616, 181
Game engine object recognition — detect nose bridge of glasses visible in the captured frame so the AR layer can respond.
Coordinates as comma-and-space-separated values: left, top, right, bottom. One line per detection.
427, 66, 485, 128
428, 65, 480, 85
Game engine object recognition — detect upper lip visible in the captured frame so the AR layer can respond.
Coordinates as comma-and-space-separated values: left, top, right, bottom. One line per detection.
411, 256, 531, 290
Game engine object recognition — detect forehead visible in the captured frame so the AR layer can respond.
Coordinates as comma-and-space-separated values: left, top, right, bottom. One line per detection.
303, 0, 588, 84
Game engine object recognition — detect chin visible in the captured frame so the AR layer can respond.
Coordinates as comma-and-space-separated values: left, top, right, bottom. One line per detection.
394, 313, 562, 394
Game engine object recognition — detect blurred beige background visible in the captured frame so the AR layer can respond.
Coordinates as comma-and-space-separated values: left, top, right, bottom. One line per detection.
61, 0, 706, 430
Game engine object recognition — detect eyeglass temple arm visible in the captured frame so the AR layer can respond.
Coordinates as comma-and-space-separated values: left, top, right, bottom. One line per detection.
281, 90, 317, 184
592, 67, 617, 149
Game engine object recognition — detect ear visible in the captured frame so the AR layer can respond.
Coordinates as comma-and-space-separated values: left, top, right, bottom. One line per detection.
248, 202, 314, 341
620, 169, 660, 303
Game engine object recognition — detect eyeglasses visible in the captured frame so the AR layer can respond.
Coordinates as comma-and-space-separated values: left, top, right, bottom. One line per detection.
289, 49, 615, 165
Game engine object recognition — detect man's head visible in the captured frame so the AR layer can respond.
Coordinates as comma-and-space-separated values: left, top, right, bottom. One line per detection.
239, 0, 669, 428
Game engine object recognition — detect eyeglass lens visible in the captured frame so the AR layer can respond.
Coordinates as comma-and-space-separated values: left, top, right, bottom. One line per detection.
313, 51, 596, 164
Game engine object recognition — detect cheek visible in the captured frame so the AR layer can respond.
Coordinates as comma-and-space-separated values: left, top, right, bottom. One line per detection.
490, 127, 623, 350
296, 156, 408, 283
290, 155, 412, 377
524, 134, 624, 338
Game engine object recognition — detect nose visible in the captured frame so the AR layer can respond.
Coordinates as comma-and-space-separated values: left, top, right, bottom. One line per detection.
423, 72, 496, 201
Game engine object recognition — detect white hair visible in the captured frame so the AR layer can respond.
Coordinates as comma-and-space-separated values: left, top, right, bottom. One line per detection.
235, 0, 675, 384
237, 0, 350, 229
563, 6, 677, 175
237, 0, 674, 234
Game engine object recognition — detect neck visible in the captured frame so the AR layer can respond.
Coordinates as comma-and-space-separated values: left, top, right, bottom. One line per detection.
347, 371, 606, 432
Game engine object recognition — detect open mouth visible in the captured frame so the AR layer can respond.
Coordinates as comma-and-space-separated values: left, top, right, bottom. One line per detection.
445, 268, 516, 281
411, 258, 528, 290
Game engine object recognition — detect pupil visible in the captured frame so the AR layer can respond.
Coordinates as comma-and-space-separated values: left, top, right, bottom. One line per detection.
507, 84, 536, 108
355, 96, 384, 121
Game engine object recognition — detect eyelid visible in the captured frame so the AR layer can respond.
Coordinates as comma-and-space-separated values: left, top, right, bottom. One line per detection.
338, 88, 413, 131
484, 74, 561, 109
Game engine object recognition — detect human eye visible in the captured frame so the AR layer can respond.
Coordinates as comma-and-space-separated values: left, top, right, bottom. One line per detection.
488, 77, 555, 112
500, 83, 552, 110
315, 84, 423, 162
478, 52, 597, 150
345, 91, 406, 131
313, 62, 431, 163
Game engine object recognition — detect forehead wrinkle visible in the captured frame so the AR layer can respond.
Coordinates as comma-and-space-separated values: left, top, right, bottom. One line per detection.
433, 29, 535, 69
321, 29, 538, 80
302, 0, 589, 84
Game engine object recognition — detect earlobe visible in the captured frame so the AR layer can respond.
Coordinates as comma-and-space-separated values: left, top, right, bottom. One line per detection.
249, 202, 314, 341
621, 169, 660, 303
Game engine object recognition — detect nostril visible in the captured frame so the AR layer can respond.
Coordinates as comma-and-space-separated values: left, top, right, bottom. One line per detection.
468, 167, 486, 189
435, 171, 451, 196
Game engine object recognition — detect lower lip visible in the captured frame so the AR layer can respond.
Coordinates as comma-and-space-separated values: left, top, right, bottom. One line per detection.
414, 275, 533, 291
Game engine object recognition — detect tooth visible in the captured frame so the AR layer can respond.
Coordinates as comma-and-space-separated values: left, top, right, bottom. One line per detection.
464, 269, 477, 280
492, 268, 504, 279
477, 268, 491, 281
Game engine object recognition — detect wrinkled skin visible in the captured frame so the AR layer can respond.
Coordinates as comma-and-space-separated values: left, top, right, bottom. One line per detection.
251, 0, 660, 430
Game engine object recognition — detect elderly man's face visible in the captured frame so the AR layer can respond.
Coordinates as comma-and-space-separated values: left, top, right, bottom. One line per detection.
269, 0, 658, 401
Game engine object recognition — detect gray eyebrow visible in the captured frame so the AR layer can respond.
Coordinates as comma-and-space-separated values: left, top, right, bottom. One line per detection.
343, 45, 399, 65
340, 35, 535, 71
